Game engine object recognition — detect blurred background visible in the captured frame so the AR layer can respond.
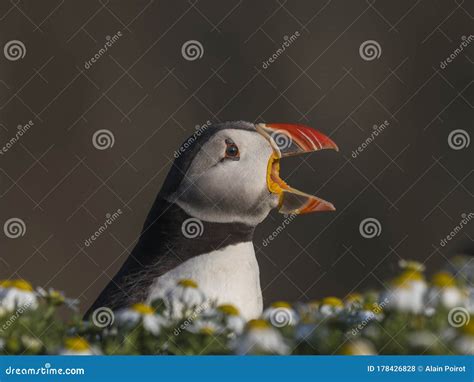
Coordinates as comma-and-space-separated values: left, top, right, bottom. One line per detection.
0, 0, 472, 313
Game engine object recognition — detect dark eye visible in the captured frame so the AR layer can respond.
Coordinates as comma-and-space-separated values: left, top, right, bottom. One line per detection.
224, 139, 240, 160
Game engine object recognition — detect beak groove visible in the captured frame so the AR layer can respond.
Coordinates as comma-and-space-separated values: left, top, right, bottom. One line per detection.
256, 123, 338, 215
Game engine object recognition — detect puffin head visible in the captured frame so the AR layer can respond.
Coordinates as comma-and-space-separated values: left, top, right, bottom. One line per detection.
161, 121, 338, 227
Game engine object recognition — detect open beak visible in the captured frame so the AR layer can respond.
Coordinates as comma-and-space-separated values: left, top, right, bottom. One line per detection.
256, 123, 339, 215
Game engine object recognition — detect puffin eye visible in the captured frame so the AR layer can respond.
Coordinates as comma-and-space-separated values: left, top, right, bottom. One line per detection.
224, 139, 240, 160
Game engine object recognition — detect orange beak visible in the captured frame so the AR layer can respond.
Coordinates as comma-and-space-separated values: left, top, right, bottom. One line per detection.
256, 123, 339, 215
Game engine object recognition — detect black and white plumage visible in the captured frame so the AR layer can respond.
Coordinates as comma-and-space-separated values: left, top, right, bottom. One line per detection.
85, 121, 338, 319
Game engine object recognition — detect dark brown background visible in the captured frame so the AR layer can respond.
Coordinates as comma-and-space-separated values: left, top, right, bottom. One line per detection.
0, 0, 472, 313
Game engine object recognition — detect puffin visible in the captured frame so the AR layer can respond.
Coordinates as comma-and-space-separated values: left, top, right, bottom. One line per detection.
85, 121, 338, 320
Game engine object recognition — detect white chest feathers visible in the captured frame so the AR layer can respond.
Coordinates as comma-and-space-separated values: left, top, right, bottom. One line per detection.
146, 242, 263, 320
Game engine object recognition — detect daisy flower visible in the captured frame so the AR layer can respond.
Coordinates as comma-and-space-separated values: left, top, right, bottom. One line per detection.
230, 319, 290, 355
453, 321, 474, 355
263, 301, 299, 328
339, 339, 376, 355
164, 279, 207, 319
319, 297, 344, 317
36, 287, 79, 311
188, 304, 246, 335
59, 337, 101, 355
382, 269, 427, 314
115, 303, 168, 335
425, 272, 466, 309
0, 280, 38, 313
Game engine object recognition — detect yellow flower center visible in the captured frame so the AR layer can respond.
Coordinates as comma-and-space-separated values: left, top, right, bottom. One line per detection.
65, 337, 90, 351
247, 319, 269, 330
177, 279, 198, 288
131, 303, 155, 315
271, 301, 292, 309
392, 270, 424, 287
321, 296, 343, 308
432, 272, 456, 288
0, 279, 33, 292
217, 304, 240, 316
199, 327, 215, 335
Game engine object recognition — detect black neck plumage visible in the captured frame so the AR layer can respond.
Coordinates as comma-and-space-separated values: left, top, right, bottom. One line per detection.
85, 199, 255, 315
